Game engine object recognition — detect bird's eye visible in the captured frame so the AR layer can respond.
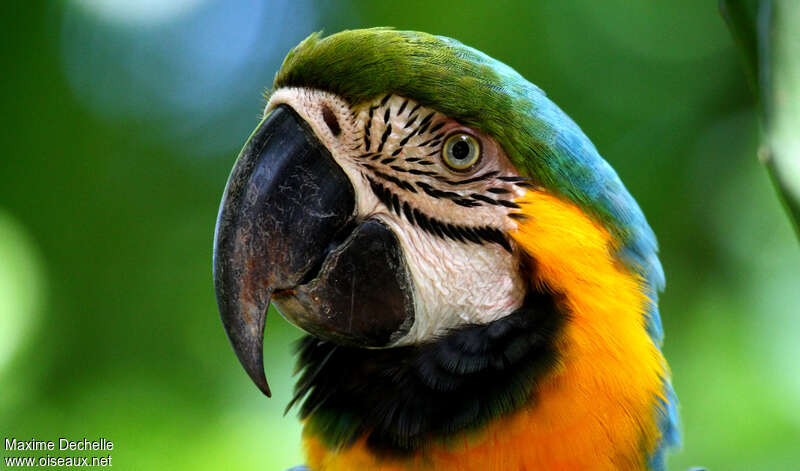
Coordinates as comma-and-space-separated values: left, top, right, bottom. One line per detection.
442, 133, 481, 171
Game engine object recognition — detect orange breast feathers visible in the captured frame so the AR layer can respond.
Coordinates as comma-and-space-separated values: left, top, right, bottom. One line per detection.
302, 189, 670, 471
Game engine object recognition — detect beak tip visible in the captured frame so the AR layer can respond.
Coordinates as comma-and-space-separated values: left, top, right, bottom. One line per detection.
249, 370, 272, 397
220, 304, 273, 398
215, 270, 273, 398
226, 323, 273, 397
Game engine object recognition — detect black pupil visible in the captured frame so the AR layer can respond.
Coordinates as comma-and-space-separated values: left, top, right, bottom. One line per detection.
451, 140, 471, 160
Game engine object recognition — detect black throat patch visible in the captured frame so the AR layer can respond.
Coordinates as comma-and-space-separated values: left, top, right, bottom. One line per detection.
289, 285, 565, 455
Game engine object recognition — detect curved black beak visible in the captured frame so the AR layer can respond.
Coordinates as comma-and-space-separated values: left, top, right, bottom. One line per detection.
213, 106, 356, 396
213, 105, 415, 396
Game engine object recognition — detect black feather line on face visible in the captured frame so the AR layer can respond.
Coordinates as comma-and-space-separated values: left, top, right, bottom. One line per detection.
292, 287, 565, 454
377, 124, 392, 153
398, 130, 416, 147
407, 169, 438, 176
428, 122, 445, 133
365, 176, 512, 253
397, 99, 408, 116
436, 171, 500, 186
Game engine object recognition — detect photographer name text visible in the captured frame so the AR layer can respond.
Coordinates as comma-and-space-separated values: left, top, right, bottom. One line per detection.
5, 438, 113, 452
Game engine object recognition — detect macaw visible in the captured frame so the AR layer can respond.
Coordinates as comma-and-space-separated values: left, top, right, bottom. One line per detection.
213, 28, 680, 471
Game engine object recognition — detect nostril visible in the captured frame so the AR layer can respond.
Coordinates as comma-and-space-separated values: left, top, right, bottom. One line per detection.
321, 104, 341, 137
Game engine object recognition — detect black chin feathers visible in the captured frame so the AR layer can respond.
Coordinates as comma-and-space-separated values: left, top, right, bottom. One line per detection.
290, 286, 565, 455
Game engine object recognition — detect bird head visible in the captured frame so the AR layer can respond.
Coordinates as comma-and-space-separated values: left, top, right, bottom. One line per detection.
213, 28, 678, 469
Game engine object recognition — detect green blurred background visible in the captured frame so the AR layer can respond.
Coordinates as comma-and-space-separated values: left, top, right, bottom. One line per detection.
1, 1, 798, 470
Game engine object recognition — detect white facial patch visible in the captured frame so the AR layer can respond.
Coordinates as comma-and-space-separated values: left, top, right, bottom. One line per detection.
377, 215, 525, 343
265, 87, 529, 345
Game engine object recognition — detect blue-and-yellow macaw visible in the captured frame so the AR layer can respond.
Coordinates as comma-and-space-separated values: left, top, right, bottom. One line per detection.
213, 28, 680, 471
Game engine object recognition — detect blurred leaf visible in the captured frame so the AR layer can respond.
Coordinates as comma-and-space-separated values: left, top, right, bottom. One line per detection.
721, 0, 800, 237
